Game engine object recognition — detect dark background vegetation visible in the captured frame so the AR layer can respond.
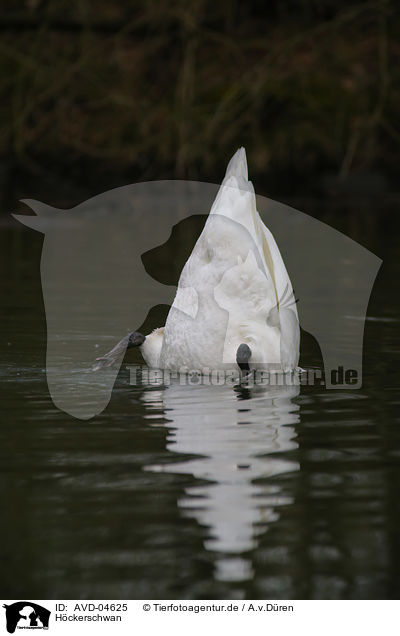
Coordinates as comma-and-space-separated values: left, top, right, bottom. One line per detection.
0, 0, 399, 210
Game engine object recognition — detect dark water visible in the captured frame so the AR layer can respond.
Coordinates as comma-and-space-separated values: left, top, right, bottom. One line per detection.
1, 201, 399, 600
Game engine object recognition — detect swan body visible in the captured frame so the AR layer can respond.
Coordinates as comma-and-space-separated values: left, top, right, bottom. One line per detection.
141, 147, 299, 372
94, 147, 299, 373
141, 327, 164, 368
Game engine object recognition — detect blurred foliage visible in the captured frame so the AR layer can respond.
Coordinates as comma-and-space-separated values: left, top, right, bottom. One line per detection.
0, 0, 399, 193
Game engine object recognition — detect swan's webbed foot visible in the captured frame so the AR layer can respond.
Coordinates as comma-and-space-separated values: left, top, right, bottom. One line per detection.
92, 331, 146, 371
236, 343, 251, 373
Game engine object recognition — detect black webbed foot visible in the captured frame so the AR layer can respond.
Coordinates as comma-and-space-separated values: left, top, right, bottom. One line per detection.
236, 343, 251, 373
92, 332, 145, 371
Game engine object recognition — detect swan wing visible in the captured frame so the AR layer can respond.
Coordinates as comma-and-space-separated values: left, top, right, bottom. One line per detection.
211, 147, 300, 368
211, 148, 279, 298
216, 148, 294, 300
259, 220, 299, 369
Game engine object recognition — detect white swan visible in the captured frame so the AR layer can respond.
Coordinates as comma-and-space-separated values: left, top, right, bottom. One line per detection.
95, 148, 299, 373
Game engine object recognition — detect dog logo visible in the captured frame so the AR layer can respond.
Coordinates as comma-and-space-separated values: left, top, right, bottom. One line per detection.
2, 603, 50, 633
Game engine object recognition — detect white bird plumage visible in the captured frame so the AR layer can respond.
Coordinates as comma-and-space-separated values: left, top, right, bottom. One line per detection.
140, 147, 300, 372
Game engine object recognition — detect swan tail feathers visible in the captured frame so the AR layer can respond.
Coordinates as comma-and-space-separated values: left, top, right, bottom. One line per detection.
210, 147, 256, 222
224, 147, 248, 182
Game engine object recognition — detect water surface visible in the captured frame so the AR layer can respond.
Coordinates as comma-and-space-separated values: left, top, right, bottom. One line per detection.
1, 202, 399, 599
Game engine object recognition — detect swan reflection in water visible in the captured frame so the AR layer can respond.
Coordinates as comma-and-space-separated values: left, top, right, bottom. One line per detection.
142, 380, 300, 582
